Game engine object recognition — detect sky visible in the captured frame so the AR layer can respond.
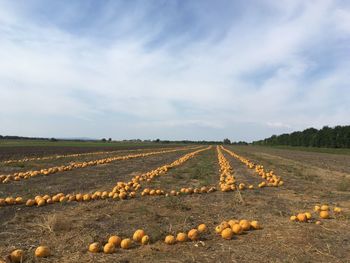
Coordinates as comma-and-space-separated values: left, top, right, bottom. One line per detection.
0, 0, 349, 142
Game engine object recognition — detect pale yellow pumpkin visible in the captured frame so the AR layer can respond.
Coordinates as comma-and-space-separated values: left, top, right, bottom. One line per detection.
164, 235, 176, 245
141, 235, 150, 245
88, 242, 101, 253
250, 221, 261, 230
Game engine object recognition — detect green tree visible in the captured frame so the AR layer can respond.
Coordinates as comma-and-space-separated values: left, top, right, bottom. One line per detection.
223, 138, 231, 144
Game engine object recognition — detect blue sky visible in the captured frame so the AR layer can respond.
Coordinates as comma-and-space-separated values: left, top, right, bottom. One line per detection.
0, 0, 349, 141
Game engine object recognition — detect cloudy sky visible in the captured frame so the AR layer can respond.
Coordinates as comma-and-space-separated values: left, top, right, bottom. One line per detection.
0, 0, 349, 141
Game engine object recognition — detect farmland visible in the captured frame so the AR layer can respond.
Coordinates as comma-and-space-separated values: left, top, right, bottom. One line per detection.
0, 144, 349, 262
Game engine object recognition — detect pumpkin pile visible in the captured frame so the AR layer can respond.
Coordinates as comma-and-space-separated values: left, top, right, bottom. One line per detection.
217, 146, 237, 192
290, 204, 343, 224
221, 146, 284, 187
3, 149, 118, 165
140, 186, 217, 197
215, 219, 262, 240
164, 224, 207, 245
0, 147, 210, 209
109, 146, 211, 196
0, 146, 196, 183
290, 212, 313, 223
89, 230, 150, 254
2, 146, 181, 165
8, 246, 50, 262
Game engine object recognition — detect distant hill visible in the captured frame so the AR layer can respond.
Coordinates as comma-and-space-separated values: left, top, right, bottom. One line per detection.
253, 125, 350, 148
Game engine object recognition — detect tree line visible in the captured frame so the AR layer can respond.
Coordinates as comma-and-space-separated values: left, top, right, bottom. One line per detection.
252, 125, 350, 148
1, 136, 246, 145
0, 135, 56, 141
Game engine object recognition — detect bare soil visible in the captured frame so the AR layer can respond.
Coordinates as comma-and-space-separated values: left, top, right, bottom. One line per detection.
0, 144, 179, 161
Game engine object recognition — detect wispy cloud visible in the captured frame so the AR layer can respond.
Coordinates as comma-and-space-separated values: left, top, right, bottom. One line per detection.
0, 0, 349, 141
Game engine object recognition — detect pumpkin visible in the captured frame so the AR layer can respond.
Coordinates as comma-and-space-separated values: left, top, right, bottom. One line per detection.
314, 205, 321, 212
10, 249, 24, 263
103, 243, 115, 254
35, 246, 50, 258
290, 215, 297, 221
133, 229, 146, 242
141, 235, 150, 245
119, 192, 127, 200
250, 221, 261, 230
320, 205, 329, 211
15, 197, 23, 204
239, 220, 251, 231
334, 207, 342, 213
304, 212, 312, 220
231, 224, 243, 234
228, 219, 239, 228
221, 228, 233, 240
101, 191, 108, 199
164, 235, 176, 245
176, 232, 187, 242
5, 197, 15, 205
88, 242, 101, 253
83, 194, 91, 201
59, 196, 67, 203
197, 224, 207, 233
215, 225, 223, 234
188, 229, 199, 241
120, 238, 132, 249
220, 221, 230, 230
315, 221, 322, 225
43, 195, 51, 200
297, 213, 307, 222
108, 236, 121, 246
37, 199, 46, 207
319, 210, 329, 219
26, 199, 36, 207
76, 194, 83, 201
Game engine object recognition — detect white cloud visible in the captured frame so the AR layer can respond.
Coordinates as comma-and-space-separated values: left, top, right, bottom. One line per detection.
0, 0, 349, 141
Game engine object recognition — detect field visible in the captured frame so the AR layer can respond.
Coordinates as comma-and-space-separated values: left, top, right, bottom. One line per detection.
0, 144, 349, 263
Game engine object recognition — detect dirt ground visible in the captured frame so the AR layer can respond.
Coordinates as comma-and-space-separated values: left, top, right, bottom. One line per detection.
0, 145, 349, 263
0, 144, 180, 161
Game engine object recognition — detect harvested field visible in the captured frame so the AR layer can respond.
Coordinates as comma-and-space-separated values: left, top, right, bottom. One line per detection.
0, 144, 349, 262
